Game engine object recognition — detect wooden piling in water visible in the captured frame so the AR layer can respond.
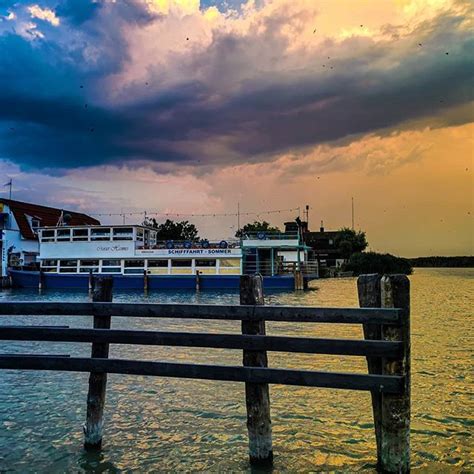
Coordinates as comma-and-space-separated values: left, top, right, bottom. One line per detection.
357, 274, 383, 461
195, 270, 200, 292
143, 270, 149, 293
88, 270, 94, 293
83, 276, 113, 450
294, 270, 304, 290
379, 274, 410, 473
240, 274, 273, 467
38, 269, 44, 291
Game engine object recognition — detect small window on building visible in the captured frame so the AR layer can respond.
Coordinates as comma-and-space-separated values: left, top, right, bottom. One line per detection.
58, 259, 77, 272
148, 260, 168, 267
113, 228, 133, 240
73, 228, 89, 241
171, 259, 192, 267
102, 267, 122, 273
91, 228, 111, 241
56, 229, 71, 241
195, 259, 216, 267
102, 259, 121, 266
40, 230, 55, 242
220, 258, 240, 267
31, 218, 41, 234
124, 260, 144, 267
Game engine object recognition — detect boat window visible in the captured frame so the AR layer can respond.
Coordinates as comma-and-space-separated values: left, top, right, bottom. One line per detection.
101, 267, 121, 273
220, 258, 240, 267
171, 259, 192, 267
80, 260, 99, 266
136, 228, 144, 241
102, 259, 121, 266
91, 228, 111, 241
195, 259, 216, 267
40, 230, 55, 241
73, 228, 89, 241
124, 268, 144, 274
57, 229, 71, 241
148, 260, 168, 267
113, 228, 133, 240
79, 268, 99, 273
124, 260, 144, 267
42, 260, 57, 267
58, 259, 77, 272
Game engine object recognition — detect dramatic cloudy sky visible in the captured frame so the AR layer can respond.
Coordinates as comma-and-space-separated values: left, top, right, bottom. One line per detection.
0, 0, 472, 255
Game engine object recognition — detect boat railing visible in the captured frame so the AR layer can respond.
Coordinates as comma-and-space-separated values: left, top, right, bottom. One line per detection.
243, 260, 319, 276
240, 231, 299, 241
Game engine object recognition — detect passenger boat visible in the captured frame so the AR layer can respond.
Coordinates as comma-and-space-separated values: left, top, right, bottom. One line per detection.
9, 225, 318, 290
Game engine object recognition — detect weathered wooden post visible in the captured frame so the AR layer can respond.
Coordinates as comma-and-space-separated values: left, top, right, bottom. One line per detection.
195, 270, 200, 292
88, 269, 94, 293
84, 276, 113, 450
240, 274, 273, 466
357, 274, 383, 460
294, 269, 304, 290
143, 269, 149, 293
38, 268, 44, 291
379, 274, 410, 473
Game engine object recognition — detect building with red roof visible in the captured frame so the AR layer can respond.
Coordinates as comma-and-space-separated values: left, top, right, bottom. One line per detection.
0, 199, 99, 276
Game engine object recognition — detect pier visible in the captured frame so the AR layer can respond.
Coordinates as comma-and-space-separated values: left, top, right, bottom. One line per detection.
0, 274, 410, 472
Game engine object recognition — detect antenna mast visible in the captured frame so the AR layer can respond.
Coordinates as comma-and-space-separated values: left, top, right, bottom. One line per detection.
351, 197, 355, 230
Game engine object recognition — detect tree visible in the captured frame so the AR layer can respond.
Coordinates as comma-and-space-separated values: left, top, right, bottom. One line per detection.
343, 252, 413, 276
334, 227, 368, 258
235, 220, 281, 238
144, 218, 199, 241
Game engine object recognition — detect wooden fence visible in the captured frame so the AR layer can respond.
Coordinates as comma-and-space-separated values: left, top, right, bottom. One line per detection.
0, 274, 410, 472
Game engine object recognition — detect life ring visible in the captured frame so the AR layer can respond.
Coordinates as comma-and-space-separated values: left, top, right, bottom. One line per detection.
257, 231, 266, 240
184, 241, 192, 249
219, 240, 228, 249
201, 239, 210, 249
166, 240, 174, 249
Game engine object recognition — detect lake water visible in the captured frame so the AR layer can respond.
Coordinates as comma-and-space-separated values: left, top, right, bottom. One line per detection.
0, 268, 472, 472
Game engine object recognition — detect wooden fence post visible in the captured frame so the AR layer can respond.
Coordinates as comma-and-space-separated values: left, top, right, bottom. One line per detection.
357, 274, 383, 462
240, 274, 273, 467
88, 270, 94, 293
38, 269, 44, 291
84, 276, 113, 450
379, 274, 411, 473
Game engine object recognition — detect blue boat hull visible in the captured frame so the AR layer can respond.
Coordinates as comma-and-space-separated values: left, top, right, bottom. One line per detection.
8, 270, 299, 290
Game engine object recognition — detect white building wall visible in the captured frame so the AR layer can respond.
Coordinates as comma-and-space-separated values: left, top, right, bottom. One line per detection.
0, 203, 40, 276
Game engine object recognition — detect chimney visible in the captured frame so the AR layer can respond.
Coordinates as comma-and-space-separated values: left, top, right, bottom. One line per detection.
320, 220, 324, 232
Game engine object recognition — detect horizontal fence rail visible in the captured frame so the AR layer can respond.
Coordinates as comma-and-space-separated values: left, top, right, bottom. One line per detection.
0, 327, 403, 357
0, 302, 401, 324
0, 356, 403, 393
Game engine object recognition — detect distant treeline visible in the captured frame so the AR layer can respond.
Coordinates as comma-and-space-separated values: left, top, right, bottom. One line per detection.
343, 252, 413, 276
408, 256, 474, 268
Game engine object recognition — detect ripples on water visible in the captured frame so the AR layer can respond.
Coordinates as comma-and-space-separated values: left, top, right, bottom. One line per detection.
0, 268, 472, 472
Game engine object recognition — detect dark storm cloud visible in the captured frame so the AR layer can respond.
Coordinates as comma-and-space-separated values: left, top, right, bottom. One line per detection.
0, 1, 473, 171
55, 0, 101, 25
